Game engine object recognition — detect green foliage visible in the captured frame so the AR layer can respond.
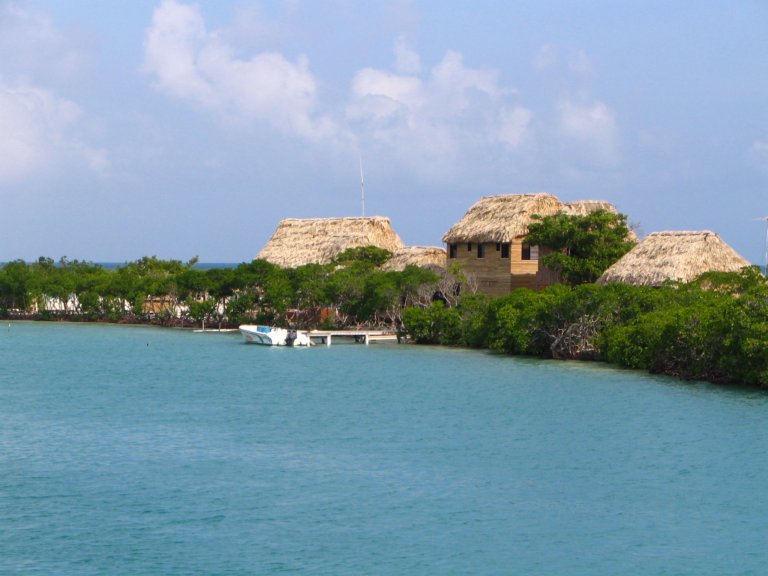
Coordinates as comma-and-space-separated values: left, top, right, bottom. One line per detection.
0, 253, 444, 330
4, 251, 764, 388
403, 301, 461, 345
402, 268, 768, 388
333, 245, 393, 267
525, 209, 636, 285
455, 293, 492, 348
0, 260, 31, 311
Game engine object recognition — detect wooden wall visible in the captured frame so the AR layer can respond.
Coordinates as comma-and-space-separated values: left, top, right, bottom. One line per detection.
446, 240, 559, 296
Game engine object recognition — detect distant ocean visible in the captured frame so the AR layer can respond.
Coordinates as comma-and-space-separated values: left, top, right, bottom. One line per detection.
0, 262, 240, 269
2, 322, 768, 575
100, 262, 240, 270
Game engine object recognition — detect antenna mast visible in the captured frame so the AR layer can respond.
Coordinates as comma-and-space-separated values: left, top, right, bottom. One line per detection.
359, 154, 365, 217
763, 216, 768, 276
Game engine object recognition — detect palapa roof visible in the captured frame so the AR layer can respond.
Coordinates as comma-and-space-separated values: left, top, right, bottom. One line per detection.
380, 246, 447, 272
442, 193, 563, 243
561, 200, 618, 216
597, 231, 750, 286
257, 216, 404, 268
561, 199, 637, 240
442, 194, 627, 243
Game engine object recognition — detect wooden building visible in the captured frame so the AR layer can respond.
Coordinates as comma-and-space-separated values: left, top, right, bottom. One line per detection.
442, 193, 622, 296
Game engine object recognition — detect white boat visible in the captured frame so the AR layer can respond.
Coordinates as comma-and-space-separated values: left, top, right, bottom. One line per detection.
238, 325, 311, 347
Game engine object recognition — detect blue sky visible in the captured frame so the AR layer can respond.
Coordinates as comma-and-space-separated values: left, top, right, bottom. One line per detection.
1, 0, 767, 264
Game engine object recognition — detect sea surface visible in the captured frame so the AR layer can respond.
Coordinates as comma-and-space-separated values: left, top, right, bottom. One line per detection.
2, 322, 767, 575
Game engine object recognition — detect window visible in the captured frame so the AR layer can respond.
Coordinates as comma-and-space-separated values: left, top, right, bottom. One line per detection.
522, 243, 539, 261
495, 243, 501, 252
449, 244, 457, 259
477, 244, 485, 259
467, 242, 473, 252
501, 243, 510, 259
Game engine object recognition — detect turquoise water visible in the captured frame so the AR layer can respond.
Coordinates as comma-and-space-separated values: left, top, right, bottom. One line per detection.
2, 322, 767, 575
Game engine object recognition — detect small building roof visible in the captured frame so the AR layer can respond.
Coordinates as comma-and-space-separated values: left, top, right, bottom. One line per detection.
442, 194, 626, 244
442, 193, 563, 243
596, 230, 750, 286
380, 246, 447, 272
560, 200, 618, 216
257, 216, 404, 268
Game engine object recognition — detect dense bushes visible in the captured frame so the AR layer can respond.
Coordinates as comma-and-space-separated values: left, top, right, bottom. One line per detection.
4, 253, 766, 387
403, 267, 768, 387
0, 251, 443, 329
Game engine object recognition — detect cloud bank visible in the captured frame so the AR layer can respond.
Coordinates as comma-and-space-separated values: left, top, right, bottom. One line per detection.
0, 82, 106, 183
347, 47, 532, 176
143, 0, 336, 141
142, 2, 540, 179
0, 2, 106, 184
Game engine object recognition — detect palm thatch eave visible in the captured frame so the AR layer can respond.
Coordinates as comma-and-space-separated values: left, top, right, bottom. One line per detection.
379, 246, 447, 272
257, 216, 404, 268
442, 193, 563, 244
596, 230, 750, 286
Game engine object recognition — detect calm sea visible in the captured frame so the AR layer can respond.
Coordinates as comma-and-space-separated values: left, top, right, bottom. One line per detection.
2, 322, 767, 575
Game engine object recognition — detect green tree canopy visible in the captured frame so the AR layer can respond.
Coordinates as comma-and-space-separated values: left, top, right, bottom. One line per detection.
332, 245, 393, 268
525, 209, 636, 286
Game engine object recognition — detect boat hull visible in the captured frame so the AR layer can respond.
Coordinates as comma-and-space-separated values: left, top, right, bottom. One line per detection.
239, 325, 311, 346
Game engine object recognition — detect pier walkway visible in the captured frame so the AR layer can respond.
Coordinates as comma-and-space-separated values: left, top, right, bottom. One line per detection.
308, 329, 399, 346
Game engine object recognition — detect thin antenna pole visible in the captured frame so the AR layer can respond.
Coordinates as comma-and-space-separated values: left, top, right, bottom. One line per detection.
764, 217, 768, 276
359, 154, 365, 217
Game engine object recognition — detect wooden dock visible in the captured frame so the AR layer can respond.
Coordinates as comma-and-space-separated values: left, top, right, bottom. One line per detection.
308, 329, 399, 346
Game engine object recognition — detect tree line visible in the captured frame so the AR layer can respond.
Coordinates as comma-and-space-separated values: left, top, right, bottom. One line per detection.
0, 249, 450, 329
4, 210, 764, 387
403, 267, 768, 388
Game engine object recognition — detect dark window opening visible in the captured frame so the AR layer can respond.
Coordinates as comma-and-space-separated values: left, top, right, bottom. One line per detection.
467, 242, 473, 252
501, 243, 510, 259
477, 244, 485, 258
495, 243, 501, 252
449, 244, 457, 259
522, 243, 531, 260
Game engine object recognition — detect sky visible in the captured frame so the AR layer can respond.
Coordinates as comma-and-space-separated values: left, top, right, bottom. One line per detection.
1, 0, 767, 265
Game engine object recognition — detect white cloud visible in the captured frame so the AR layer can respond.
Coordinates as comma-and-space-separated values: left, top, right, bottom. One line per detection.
0, 1, 85, 85
393, 36, 421, 74
0, 82, 106, 183
347, 47, 531, 177
143, 0, 336, 141
557, 99, 618, 164
498, 107, 532, 149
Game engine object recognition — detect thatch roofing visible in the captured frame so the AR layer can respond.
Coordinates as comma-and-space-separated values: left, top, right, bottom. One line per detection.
442, 193, 563, 243
257, 216, 404, 268
561, 199, 637, 240
561, 200, 618, 216
597, 231, 750, 286
442, 193, 627, 244
380, 246, 447, 272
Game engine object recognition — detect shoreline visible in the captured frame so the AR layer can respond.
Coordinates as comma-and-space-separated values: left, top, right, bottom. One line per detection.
5, 316, 766, 392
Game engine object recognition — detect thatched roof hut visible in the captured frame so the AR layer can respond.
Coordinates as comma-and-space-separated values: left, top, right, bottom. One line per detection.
561, 200, 618, 216
257, 216, 404, 268
442, 193, 563, 243
597, 231, 750, 286
380, 246, 447, 272
561, 199, 637, 240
